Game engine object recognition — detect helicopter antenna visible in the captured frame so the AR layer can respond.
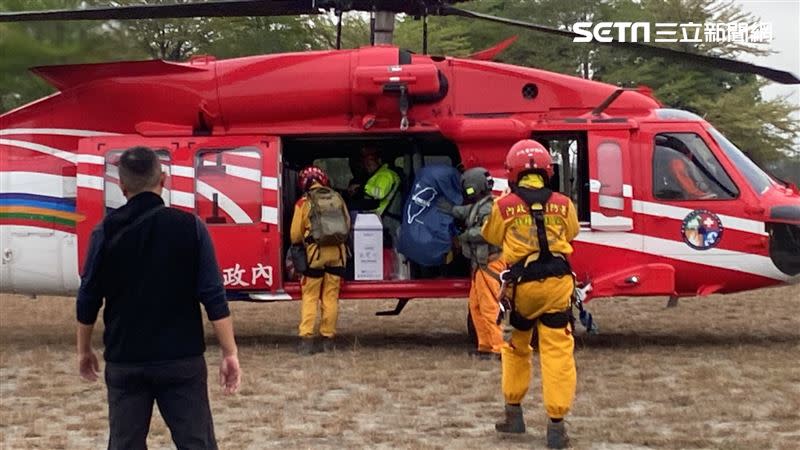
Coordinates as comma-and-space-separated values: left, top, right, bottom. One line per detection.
591, 88, 629, 116
422, 4, 428, 55
335, 7, 343, 49
369, 8, 375, 45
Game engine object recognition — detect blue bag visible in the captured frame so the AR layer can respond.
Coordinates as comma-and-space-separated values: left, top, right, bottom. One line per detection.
397, 165, 463, 266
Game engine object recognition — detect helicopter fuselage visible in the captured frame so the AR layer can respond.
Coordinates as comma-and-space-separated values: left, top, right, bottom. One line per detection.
1, 46, 798, 302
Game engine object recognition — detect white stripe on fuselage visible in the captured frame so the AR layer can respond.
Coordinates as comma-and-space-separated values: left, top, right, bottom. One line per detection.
0, 171, 75, 198
575, 230, 787, 281
76, 154, 105, 165
196, 180, 252, 224
0, 139, 77, 163
76, 174, 103, 190
632, 200, 766, 236
261, 206, 278, 224
261, 176, 278, 190
0, 128, 120, 137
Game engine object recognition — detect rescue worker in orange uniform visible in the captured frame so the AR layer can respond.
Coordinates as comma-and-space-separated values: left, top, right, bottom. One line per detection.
668, 153, 715, 199
290, 166, 350, 355
449, 167, 505, 359
481, 140, 579, 449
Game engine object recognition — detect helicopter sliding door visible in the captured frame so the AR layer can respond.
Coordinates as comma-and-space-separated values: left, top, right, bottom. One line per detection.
588, 129, 634, 232
76, 135, 284, 297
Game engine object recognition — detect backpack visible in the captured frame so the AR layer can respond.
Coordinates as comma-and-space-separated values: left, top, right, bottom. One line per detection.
307, 187, 349, 246
397, 165, 463, 266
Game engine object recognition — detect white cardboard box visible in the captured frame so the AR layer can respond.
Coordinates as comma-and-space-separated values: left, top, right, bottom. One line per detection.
353, 213, 383, 280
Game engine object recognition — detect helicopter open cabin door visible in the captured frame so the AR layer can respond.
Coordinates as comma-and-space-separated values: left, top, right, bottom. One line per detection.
76, 135, 284, 297
188, 136, 282, 296
588, 129, 634, 232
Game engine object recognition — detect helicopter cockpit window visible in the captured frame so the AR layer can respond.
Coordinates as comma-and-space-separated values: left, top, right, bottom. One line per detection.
653, 133, 738, 201
104, 149, 171, 213
707, 127, 773, 195
195, 147, 262, 224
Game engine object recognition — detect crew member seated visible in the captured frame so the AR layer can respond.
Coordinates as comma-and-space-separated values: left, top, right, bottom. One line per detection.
346, 146, 402, 243
654, 146, 715, 200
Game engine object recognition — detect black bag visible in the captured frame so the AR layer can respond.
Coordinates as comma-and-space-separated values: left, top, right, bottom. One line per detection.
288, 244, 308, 275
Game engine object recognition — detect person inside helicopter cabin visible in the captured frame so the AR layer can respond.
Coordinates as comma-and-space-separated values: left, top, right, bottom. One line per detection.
346, 145, 402, 243
443, 167, 505, 360
481, 139, 580, 449
653, 136, 716, 200
290, 166, 351, 355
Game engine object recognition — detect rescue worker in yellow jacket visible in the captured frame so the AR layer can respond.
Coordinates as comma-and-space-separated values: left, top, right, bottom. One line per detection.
481, 140, 579, 449
290, 166, 350, 355
448, 167, 505, 359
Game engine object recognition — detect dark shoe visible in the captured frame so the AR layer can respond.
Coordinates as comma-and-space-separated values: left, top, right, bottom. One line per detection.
297, 337, 315, 355
546, 420, 570, 449
322, 337, 335, 352
495, 404, 525, 434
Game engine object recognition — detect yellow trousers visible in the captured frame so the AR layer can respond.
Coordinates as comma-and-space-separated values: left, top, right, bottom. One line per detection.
469, 259, 506, 353
501, 275, 576, 419
298, 245, 344, 338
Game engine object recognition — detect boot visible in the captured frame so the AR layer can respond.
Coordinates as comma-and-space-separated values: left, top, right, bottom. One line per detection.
297, 337, 315, 355
495, 404, 525, 434
322, 337, 335, 352
546, 420, 570, 449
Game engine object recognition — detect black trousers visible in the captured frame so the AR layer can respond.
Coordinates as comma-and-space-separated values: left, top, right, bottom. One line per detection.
105, 356, 217, 450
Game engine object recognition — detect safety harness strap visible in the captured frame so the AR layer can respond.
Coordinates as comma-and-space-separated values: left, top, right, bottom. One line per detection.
509, 309, 571, 331
303, 266, 345, 279
503, 189, 572, 284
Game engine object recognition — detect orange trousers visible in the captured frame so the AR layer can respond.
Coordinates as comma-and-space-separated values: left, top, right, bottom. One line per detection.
469, 258, 506, 354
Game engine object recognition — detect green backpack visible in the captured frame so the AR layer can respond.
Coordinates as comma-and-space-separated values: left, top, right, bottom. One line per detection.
307, 187, 349, 246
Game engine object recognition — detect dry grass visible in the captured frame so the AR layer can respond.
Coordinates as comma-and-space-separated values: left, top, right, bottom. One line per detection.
1, 284, 799, 449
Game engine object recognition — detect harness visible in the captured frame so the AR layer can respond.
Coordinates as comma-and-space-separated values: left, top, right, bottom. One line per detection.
501, 188, 573, 331
302, 266, 345, 278
464, 195, 500, 271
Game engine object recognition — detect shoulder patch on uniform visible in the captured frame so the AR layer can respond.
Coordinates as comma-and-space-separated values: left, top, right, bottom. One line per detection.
549, 192, 570, 205
546, 193, 570, 217
497, 193, 526, 219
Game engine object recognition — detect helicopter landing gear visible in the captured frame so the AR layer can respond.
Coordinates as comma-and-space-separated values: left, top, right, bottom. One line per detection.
666, 295, 679, 308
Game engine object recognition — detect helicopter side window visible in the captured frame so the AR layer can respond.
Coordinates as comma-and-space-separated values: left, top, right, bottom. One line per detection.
104, 149, 171, 213
195, 147, 262, 224
652, 133, 738, 201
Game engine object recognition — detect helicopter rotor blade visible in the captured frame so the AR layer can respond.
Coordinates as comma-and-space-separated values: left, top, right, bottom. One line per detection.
0, 0, 457, 23
442, 6, 800, 85
0, 0, 322, 22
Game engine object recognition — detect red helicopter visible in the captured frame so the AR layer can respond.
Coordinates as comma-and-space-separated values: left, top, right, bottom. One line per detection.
1, 1, 799, 326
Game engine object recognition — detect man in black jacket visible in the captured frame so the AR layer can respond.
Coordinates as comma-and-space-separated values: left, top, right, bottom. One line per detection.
76, 146, 241, 450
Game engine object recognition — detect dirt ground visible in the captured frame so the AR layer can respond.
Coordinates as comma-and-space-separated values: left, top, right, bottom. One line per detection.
1, 285, 799, 450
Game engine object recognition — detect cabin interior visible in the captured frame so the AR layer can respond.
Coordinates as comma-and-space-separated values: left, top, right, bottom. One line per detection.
280, 131, 592, 283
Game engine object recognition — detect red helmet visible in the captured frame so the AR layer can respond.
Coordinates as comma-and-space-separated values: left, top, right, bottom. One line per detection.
298, 165, 330, 191
504, 139, 553, 183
